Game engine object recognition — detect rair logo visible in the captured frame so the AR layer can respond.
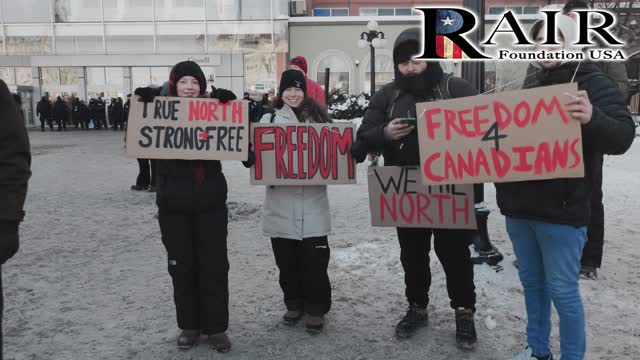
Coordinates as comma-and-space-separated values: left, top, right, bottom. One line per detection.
413, 7, 626, 61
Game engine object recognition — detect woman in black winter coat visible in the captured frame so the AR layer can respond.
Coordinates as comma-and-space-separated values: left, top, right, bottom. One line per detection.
151, 61, 235, 352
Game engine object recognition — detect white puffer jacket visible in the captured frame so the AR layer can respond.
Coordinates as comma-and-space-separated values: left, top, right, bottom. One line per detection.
260, 104, 332, 240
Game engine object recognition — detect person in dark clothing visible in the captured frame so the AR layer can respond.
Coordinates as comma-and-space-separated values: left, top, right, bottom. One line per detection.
108, 98, 117, 129
94, 97, 107, 129
258, 93, 273, 120
123, 94, 131, 127
115, 97, 124, 130
36, 96, 53, 131
501, 17, 635, 360
0, 80, 32, 360
135, 61, 237, 352
242, 92, 259, 122
53, 96, 68, 131
350, 27, 478, 350
71, 98, 82, 128
78, 100, 90, 130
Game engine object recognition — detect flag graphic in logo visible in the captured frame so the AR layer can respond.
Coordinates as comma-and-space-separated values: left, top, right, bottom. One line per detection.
435, 9, 466, 59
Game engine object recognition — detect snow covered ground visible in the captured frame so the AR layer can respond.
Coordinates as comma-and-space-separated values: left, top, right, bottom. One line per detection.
4, 130, 639, 360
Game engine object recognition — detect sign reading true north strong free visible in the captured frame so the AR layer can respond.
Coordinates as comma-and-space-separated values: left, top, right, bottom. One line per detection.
416, 83, 584, 185
125, 96, 249, 160
368, 166, 476, 229
250, 123, 357, 185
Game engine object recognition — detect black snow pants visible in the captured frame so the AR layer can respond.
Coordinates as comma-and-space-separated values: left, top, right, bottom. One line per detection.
157, 172, 229, 334
271, 236, 331, 316
396, 227, 476, 311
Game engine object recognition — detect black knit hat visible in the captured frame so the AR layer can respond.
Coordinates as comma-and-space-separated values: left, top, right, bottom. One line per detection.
394, 40, 420, 65
278, 69, 307, 99
169, 61, 207, 96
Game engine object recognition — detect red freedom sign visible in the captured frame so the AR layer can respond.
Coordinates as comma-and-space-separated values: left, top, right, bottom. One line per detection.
416, 83, 585, 185
250, 123, 357, 185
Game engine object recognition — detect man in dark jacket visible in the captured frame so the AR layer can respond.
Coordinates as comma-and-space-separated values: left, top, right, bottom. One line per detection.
94, 97, 107, 130
123, 94, 131, 128
501, 16, 635, 360
71, 97, 81, 128
36, 96, 53, 131
351, 27, 478, 350
53, 96, 68, 131
0, 80, 31, 360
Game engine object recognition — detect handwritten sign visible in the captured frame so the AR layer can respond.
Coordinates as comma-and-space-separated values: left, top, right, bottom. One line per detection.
250, 123, 357, 185
416, 83, 584, 185
126, 96, 249, 160
368, 166, 477, 229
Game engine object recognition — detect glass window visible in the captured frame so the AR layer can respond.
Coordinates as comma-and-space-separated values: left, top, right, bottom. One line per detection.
154, 0, 204, 21
244, 52, 277, 96
272, 0, 288, 19
316, 55, 350, 94
206, 0, 238, 20
332, 8, 349, 16
105, 67, 124, 87
55, 24, 104, 54
53, 0, 101, 22
156, 23, 206, 53
0, 68, 16, 85
378, 8, 394, 16
42, 68, 61, 86
104, 0, 153, 21
132, 67, 152, 88
240, 0, 270, 20
201, 66, 216, 91
150, 67, 170, 86
488, 7, 505, 15
60, 67, 81, 85
207, 21, 273, 52
360, 8, 377, 16
15, 68, 33, 86
273, 20, 288, 53
313, 8, 330, 16
523, 6, 540, 14
105, 23, 154, 54
395, 8, 412, 16
364, 54, 394, 92
87, 67, 106, 86
3, 0, 52, 23
506, 6, 523, 15
5, 25, 54, 55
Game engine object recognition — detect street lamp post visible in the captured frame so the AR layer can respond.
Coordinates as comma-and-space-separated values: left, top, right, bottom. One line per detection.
358, 20, 386, 95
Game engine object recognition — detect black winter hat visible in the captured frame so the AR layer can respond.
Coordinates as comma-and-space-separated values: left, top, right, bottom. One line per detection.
394, 40, 420, 65
278, 69, 307, 98
169, 61, 207, 96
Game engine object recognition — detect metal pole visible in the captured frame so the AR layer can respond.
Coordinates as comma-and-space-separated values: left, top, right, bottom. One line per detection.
461, 0, 503, 266
370, 42, 375, 95
324, 67, 330, 107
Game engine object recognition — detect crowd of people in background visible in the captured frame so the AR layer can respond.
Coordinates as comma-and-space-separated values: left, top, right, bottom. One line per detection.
33, 95, 132, 132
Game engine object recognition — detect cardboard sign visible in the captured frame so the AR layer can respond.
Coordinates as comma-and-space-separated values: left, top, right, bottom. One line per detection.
126, 96, 249, 160
368, 166, 477, 229
250, 123, 357, 185
416, 83, 584, 185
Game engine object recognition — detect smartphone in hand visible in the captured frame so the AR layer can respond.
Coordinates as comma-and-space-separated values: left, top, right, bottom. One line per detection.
396, 117, 416, 126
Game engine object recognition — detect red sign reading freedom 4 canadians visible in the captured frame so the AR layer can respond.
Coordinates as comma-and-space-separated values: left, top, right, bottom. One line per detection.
416, 83, 584, 185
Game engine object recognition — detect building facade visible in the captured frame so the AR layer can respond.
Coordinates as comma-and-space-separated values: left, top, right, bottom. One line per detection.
0, 0, 289, 126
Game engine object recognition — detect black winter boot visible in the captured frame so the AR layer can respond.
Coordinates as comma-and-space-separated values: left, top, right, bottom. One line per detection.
395, 305, 428, 339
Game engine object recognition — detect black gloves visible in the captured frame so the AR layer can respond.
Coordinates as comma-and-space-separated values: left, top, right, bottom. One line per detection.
242, 143, 255, 168
134, 86, 162, 102
210, 86, 237, 103
350, 141, 368, 164
0, 220, 19, 265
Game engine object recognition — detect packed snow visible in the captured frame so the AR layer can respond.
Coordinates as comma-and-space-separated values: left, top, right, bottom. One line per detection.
3, 130, 639, 360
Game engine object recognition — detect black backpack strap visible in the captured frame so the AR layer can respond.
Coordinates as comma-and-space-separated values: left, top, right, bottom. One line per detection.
269, 112, 276, 123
